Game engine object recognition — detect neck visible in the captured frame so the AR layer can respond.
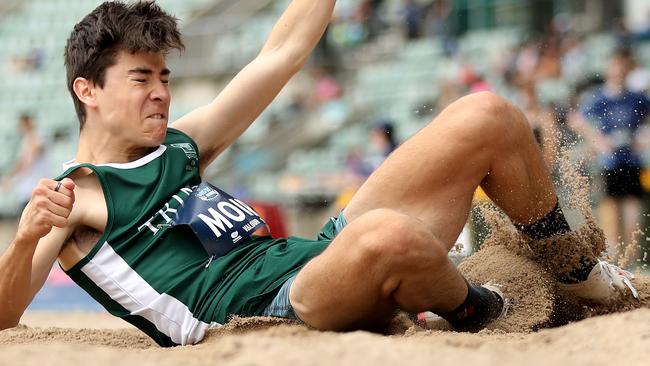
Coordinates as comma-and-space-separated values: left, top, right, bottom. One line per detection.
75, 125, 156, 165
604, 81, 625, 96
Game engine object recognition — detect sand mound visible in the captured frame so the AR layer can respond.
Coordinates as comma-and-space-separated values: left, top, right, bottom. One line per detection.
458, 244, 556, 332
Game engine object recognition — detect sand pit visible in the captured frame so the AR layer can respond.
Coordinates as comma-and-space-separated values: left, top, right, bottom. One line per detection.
3, 210, 648, 366
2, 247, 649, 366
2, 209, 649, 365
2, 241, 649, 366
1, 291, 649, 366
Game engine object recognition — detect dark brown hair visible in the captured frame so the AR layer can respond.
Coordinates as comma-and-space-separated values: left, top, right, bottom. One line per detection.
64, 1, 184, 127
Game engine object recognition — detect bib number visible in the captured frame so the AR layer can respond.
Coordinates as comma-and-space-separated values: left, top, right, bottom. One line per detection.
172, 182, 267, 258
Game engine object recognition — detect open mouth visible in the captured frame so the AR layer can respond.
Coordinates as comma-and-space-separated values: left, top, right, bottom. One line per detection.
147, 113, 167, 120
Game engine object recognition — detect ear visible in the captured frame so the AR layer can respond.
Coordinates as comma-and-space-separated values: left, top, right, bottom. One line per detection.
72, 77, 98, 109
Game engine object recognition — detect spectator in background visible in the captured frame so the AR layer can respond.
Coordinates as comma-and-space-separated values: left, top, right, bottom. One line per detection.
311, 66, 343, 105
626, 55, 650, 93
310, 66, 348, 128
635, 10, 650, 41
435, 78, 462, 112
561, 35, 588, 83
368, 121, 398, 170
534, 40, 562, 81
512, 39, 540, 86
337, 121, 399, 210
356, 0, 386, 41
458, 65, 491, 93
8, 47, 44, 74
425, 0, 456, 57
401, 0, 424, 40
347, 121, 399, 178
569, 49, 650, 262
0, 114, 49, 210
612, 18, 634, 49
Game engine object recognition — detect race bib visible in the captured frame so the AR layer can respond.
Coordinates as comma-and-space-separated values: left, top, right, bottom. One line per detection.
172, 182, 266, 258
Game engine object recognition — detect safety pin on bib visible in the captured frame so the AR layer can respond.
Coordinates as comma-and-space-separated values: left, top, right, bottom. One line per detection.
205, 255, 215, 269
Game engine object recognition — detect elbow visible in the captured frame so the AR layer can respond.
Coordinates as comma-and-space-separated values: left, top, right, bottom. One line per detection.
260, 44, 310, 74
284, 45, 311, 72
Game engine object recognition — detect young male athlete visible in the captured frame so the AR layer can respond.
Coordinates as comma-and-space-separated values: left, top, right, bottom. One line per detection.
0, 1, 637, 346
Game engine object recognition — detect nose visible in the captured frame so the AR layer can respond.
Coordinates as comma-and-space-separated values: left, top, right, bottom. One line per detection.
150, 80, 170, 103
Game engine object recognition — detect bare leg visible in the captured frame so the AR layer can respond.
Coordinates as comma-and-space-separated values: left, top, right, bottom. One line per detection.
290, 92, 632, 320
622, 197, 642, 262
344, 91, 557, 249
599, 197, 621, 257
290, 209, 468, 331
290, 92, 549, 331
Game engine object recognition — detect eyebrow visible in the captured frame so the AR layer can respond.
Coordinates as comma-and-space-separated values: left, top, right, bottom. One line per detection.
127, 67, 171, 76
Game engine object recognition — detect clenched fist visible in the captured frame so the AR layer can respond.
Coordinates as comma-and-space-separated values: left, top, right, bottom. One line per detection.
16, 178, 76, 244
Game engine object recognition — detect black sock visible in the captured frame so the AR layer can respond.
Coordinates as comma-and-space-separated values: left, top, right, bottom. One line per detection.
514, 201, 571, 240
515, 200, 597, 283
439, 281, 504, 332
560, 257, 599, 284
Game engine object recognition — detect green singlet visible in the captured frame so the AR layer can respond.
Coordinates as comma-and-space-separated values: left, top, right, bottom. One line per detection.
56, 128, 333, 346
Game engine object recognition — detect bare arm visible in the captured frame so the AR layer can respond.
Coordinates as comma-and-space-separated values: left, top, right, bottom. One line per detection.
568, 111, 612, 154
171, 0, 336, 172
0, 178, 75, 329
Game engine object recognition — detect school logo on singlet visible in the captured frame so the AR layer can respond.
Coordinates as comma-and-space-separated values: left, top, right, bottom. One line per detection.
172, 182, 266, 258
170, 143, 197, 159
196, 185, 220, 202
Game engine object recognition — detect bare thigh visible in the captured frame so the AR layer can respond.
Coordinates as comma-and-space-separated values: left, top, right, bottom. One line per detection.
289, 209, 467, 331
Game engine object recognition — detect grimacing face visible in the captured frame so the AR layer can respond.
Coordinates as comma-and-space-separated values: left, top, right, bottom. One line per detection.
90, 50, 171, 148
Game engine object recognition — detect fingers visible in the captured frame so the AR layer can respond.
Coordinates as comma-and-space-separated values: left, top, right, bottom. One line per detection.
49, 190, 75, 210
30, 200, 69, 228
49, 179, 75, 210
47, 201, 72, 220
22, 179, 76, 238
61, 178, 76, 191
50, 178, 75, 199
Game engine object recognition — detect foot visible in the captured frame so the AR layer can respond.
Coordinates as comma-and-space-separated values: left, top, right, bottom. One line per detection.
558, 260, 639, 302
479, 282, 509, 325
417, 283, 509, 332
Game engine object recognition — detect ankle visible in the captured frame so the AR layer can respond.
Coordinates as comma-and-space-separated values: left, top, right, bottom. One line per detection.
439, 284, 504, 332
557, 257, 598, 283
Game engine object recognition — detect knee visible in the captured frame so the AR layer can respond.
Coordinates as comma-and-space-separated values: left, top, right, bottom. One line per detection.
451, 91, 532, 149
350, 209, 447, 266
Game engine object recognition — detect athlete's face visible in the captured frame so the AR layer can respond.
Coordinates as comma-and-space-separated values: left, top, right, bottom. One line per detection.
94, 50, 171, 147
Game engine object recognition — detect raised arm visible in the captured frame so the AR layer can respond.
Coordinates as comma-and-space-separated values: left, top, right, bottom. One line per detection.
171, 0, 336, 171
0, 179, 75, 329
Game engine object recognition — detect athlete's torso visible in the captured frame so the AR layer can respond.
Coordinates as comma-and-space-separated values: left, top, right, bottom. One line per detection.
51, 128, 326, 346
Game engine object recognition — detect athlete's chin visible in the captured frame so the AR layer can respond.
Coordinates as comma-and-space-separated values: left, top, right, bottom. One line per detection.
143, 123, 167, 146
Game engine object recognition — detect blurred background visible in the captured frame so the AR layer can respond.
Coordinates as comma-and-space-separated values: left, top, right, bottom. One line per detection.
1, 0, 650, 308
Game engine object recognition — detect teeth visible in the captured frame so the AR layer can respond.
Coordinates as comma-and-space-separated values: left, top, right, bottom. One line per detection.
150, 114, 165, 119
